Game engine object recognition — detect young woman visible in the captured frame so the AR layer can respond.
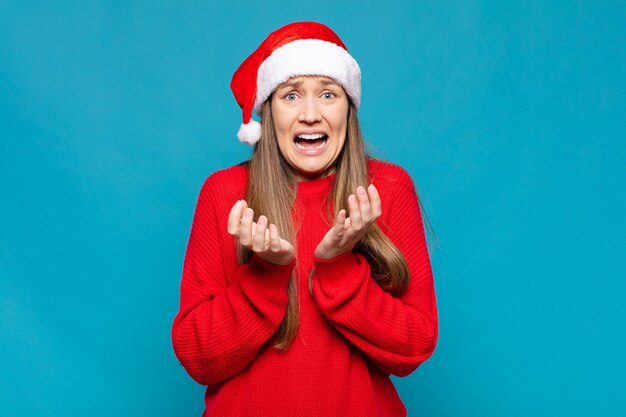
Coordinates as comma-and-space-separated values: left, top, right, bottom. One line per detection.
171, 21, 438, 416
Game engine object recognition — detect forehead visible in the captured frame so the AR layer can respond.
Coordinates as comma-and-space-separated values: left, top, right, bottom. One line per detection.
276, 75, 341, 89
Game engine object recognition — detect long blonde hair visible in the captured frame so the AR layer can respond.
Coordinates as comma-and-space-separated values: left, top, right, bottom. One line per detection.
237, 97, 414, 350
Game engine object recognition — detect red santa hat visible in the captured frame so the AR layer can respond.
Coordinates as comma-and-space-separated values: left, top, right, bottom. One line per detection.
230, 22, 361, 145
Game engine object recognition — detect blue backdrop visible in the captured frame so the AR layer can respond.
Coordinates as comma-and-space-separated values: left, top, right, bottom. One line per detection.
1, 1, 624, 416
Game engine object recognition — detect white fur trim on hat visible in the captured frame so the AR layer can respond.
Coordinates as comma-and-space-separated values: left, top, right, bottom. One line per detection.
253, 39, 361, 116
237, 119, 262, 145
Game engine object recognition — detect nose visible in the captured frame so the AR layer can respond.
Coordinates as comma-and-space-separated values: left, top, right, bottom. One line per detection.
298, 98, 322, 123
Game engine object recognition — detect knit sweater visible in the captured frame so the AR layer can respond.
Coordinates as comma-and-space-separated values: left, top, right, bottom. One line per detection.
171, 159, 438, 417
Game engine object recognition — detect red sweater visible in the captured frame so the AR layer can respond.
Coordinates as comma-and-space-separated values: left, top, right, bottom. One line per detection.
171, 159, 438, 416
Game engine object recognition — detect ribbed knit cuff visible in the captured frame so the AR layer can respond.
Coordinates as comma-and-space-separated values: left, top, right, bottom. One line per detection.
312, 250, 367, 296
246, 255, 296, 293
236, 255, 296, 317
250, 254, 297, 273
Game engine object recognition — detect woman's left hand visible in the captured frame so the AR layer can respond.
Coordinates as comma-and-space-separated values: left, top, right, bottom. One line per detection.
314, 184, 382, 260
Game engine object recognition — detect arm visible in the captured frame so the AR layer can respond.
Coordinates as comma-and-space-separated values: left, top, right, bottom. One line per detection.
311, 169, 438, 376
171, 176, 294, 386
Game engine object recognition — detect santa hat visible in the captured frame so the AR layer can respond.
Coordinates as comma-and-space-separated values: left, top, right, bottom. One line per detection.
230, 22, 361, 145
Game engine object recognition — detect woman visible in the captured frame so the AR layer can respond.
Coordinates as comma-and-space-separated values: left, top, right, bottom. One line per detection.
171, 21, 438, 416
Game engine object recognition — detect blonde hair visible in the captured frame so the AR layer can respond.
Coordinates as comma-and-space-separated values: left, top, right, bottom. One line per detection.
237, 98, 412, 350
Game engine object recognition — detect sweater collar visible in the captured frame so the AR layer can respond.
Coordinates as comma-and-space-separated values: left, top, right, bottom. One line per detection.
296, 172, 336, 196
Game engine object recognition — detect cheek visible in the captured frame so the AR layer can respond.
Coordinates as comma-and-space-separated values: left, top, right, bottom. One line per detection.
272, 106, 297, 135
330, 103, 349, 133
274, 132, 290, 156
271, 112, 291, 148
331, 115, 348, 144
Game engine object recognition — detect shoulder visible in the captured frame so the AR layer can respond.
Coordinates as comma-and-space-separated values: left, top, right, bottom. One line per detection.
200, 161, 249, 201
204, 162, 249, 187
366, 159, 423, 230
368, 158, 415, 191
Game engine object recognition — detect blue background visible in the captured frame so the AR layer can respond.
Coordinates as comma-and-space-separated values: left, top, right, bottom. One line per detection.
1, 1, 624, 416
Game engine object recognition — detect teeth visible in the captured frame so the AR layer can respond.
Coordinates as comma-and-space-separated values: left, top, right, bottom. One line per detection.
296, 133, 325, 140
295, 140, 327, 150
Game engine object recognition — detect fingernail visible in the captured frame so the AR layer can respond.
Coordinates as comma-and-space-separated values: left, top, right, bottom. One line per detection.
368, 184, 377, 193
244, 208, 253, 218
357, 186, 366, 195
235, 200, 241, 207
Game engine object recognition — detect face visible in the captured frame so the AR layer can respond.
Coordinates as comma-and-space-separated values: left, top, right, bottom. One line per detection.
270, 75, 349, 181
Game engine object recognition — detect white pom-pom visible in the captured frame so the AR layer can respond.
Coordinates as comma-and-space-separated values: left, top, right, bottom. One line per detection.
237, 120, 262, 145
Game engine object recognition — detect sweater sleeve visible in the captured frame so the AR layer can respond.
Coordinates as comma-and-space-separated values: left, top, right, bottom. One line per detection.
310, 168, 438, 377
171, 175, 295, 386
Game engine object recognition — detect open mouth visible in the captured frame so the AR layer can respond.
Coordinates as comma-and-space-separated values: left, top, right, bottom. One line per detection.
293, 133, 328, 151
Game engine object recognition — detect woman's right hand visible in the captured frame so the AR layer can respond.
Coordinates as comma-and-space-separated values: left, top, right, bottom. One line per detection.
227, 200, 295, 266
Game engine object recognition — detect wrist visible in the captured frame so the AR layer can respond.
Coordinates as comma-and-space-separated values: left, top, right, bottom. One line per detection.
314, 247, 349, 261
256, 252, 295, 266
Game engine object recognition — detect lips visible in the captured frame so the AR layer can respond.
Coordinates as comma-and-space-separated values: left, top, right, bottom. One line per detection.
292, 132, 329, 155
293, 131, 328, 140
293, 131, 326, 147
294, 133, 326, 142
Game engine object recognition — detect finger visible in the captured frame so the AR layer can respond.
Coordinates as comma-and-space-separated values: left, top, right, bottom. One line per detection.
269, 223, 281, 253
348, 194, 362, 230
227, 200, 245, 235
356, 185, 372, 223
251, 220, 257, 237
279, 238, 293, 255
239, 207, 254, 246
368, 184, 382, 218
253, 215, 268, 251
334, 209, 347, 238
251, 221, 269, 245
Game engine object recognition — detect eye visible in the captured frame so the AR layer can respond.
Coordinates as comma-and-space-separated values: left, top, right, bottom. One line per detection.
322, 91, 336, 99
285, 93, 298, 101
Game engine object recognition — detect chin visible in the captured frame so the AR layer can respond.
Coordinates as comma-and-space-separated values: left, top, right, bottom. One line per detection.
296, 164, 333, 179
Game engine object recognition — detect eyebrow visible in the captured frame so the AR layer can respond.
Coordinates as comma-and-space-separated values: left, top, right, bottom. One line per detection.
278, 79, 340, 90
279, 80, 302, 89
319, 79, 340, 86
